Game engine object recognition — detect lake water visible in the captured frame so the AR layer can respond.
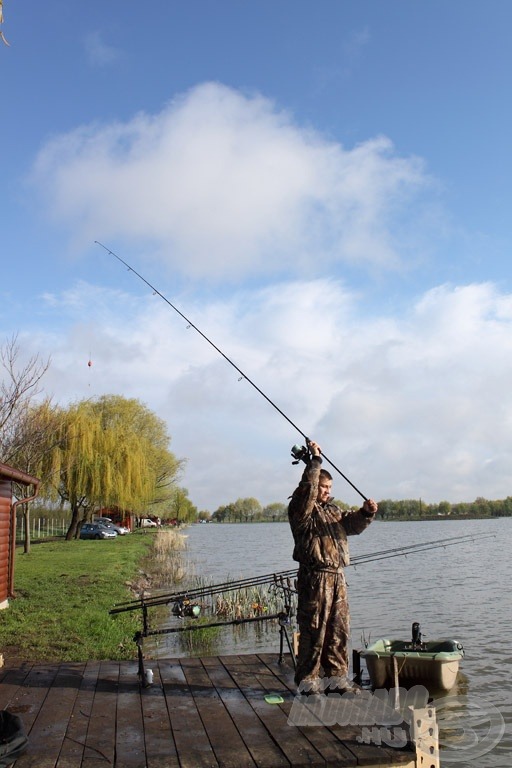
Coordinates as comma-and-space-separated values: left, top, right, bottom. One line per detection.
151, 518, 511, 766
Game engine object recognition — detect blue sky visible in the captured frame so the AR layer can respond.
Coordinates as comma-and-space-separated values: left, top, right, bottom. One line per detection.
2, 1, 512, 511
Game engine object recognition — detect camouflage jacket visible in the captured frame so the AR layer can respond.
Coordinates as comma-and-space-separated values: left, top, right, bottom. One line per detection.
288, 456, 375, 570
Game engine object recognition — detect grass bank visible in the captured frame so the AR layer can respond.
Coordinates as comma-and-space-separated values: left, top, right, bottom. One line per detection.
0, 529, 187, 664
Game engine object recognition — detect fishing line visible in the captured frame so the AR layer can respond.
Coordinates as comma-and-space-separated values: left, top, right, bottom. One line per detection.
96, 241, 368, 500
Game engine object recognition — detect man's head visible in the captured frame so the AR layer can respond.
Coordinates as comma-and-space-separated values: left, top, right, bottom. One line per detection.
317, 469, 333, 503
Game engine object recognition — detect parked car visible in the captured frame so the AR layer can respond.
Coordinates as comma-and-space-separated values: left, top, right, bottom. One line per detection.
80, 522, 117, 540
139, 518, 158, 528
95, 517, 130, 535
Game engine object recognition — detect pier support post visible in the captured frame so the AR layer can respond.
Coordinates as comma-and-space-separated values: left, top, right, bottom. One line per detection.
409, 704, 440, 768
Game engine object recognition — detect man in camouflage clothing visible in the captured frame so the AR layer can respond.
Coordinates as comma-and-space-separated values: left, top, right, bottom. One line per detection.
288, 440, 378, 693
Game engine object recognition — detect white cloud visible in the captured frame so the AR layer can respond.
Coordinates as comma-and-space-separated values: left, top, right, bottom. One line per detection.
4, 61, 488, 504
84, 31, 120, 67
20, 278, 512, 511
31, 82, 429, 281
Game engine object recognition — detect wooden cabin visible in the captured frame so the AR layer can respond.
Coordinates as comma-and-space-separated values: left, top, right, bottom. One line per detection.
0, 463, 40, 609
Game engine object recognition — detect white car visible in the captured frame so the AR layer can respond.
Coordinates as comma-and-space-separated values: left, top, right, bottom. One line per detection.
140, 518, 158, 528
95, 517, 130, 535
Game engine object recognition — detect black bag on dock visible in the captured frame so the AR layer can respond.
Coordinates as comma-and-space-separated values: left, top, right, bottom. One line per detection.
0, 710, 28, 766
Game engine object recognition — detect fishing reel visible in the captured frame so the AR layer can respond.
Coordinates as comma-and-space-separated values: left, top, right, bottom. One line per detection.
291, 444, 310, 465
172, 598, 201, 619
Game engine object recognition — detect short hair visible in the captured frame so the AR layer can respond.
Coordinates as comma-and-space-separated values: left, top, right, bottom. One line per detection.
319, 469, 333, 481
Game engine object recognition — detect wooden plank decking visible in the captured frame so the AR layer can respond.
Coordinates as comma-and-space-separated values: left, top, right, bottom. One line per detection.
0, 653, 418, 768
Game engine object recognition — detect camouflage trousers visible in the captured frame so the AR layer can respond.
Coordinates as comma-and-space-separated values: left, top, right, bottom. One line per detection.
294, 565, 350, 688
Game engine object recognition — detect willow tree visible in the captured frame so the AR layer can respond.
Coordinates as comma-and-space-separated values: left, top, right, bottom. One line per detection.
91, 394, 183, 508
50, 395, 183, 540
167, 487, 197, 525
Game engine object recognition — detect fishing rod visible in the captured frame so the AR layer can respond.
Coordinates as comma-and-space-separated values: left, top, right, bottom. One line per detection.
131, 584, 299, 679
95, 241, 368, 501
110, 570, 298, 614
349, 531, 490, 564
351, 532, 496, 566
141, 611, 287, 637
110, 532, 492, 615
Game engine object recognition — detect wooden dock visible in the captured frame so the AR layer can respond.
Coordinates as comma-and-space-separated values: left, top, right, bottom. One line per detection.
0, 653, 421, 767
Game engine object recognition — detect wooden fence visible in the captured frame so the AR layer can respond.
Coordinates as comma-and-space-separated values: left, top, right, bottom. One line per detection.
16, 517, 69, 541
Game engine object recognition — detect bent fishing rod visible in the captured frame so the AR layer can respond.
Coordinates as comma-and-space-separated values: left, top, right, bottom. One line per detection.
95, 241, 368, 501
110, 532, 493, 615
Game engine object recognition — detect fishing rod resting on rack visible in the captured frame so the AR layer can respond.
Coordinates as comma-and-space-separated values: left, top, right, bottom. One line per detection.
96, 241, 368, 501
110, 532, 493, 616
132, 572, 299, 681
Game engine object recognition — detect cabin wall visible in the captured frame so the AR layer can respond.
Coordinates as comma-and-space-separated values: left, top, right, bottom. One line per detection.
0, 479, 12, 609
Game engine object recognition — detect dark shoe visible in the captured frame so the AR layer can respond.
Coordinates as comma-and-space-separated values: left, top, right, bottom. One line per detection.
297, 679, 322, 696
328, 683, 362, 695
324, 678, 362, 696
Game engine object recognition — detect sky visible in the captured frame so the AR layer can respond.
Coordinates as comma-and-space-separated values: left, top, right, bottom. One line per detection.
1, 1, 512, 512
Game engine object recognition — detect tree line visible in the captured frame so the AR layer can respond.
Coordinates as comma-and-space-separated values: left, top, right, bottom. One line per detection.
210, 497, 354, 522
209, 495, 512, 522
210, 499, 288, 523
1, 335, 198, 547
377, 496, 512, 519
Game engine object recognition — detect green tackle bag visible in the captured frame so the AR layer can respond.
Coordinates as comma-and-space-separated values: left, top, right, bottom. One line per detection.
0, 710, 28, 766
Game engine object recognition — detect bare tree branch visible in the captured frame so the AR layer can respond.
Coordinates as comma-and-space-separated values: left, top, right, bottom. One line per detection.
0, 334, 51, 456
